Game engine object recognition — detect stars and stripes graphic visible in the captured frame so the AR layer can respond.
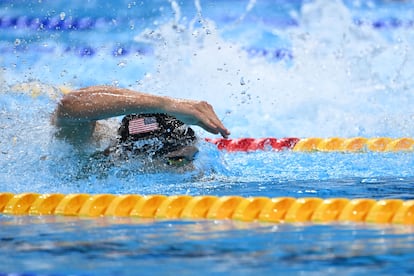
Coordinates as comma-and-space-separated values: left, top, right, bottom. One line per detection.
128, 117, 159, 135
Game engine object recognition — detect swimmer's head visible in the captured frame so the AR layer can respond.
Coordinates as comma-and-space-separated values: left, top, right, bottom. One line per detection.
117, 113, 198, 160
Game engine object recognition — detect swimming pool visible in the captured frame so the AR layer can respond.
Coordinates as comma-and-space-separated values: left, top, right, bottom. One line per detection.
1, 0, 414, 275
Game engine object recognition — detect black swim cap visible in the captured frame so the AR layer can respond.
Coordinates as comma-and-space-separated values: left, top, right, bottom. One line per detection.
117, 113, 196, 156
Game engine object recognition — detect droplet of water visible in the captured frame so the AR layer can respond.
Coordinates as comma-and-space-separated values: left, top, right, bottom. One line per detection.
59, 12, 66, 20
240, 77, 246, 85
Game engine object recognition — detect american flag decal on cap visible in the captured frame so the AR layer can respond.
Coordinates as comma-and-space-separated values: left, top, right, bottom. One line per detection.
128, 117, 159, 135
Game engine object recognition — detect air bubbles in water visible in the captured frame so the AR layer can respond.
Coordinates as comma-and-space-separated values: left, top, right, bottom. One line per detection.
240, 77, 246, 86
117, 61, 127, 67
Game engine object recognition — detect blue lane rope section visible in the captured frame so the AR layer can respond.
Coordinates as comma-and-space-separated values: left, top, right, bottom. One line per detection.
1, 43, 154, 57
0, 43, 292, 59
0, 15, 104, 31
1, 15, 413, 32
353, 17, 414, 29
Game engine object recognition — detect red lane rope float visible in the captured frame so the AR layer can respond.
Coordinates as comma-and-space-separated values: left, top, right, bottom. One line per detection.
1, 193, 414, 225
205, 137, 299, 152
206, 137, 414, 152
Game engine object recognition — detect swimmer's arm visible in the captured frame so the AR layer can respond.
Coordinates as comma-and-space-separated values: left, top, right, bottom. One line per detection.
53, 85, 230, 139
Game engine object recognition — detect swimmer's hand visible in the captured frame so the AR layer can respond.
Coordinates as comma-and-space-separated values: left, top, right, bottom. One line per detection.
166, 98, 230, 138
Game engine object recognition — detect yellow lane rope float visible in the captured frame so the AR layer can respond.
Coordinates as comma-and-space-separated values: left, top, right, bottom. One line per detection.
1, 193, 413, 225
9, 81, 72, 99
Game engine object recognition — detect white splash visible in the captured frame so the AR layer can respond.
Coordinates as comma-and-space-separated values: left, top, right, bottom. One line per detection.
134, 0, 414, 138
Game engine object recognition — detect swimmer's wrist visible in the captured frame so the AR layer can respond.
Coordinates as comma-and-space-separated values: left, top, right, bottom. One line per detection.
131, 93, 174, 114
160, 96, 182, 114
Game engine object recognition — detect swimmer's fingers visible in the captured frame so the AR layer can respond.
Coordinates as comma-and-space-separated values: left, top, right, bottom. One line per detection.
194, 101, 230, 138
200, 115, 230, 138
168, 98, 230, 137
200, 120, 230, 138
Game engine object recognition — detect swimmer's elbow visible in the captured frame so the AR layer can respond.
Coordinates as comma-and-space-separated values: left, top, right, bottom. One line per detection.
54, 92, 90, 123
58, 92, 80, 110
53, 96, 73, 124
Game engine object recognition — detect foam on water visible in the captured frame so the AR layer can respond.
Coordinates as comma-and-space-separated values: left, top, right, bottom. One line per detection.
132, 0, 414, 138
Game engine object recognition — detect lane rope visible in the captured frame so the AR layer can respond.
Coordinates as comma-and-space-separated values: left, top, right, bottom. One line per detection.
4, 44, 152, 57
3, 44, 291, 60
0, 15, 104, 31
1, 193, 413, 225
1, 15, 412, 32
206, 137, 414, 152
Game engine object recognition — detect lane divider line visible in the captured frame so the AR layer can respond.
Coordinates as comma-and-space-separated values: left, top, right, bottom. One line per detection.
1, 193, 414, 225
1, 15, 412, 32
206, 137, 414, 152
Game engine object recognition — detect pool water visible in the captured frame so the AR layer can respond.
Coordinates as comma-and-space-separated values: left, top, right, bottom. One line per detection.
1, 0, 414, 275
2, 216, 414, 275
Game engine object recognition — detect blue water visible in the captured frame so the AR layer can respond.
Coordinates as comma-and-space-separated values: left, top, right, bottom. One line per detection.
1, 0, 414, 275
1, 216, 414, 276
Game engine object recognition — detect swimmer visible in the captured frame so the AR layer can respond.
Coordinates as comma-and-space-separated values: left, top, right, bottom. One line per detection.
52, 85, 230, 166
